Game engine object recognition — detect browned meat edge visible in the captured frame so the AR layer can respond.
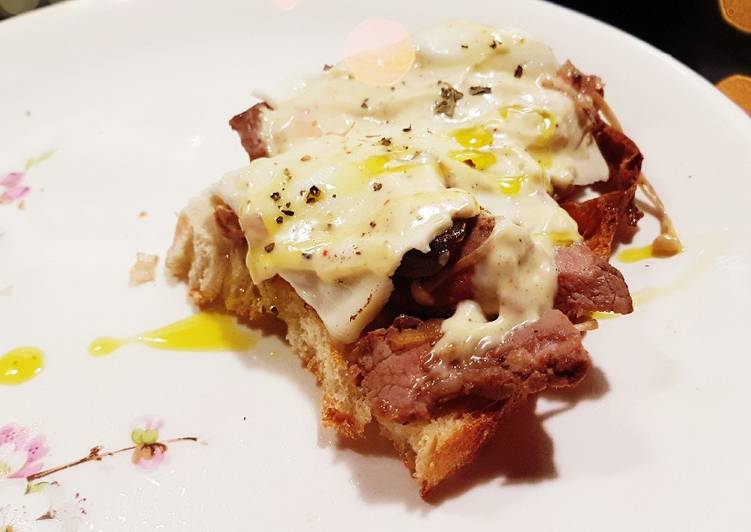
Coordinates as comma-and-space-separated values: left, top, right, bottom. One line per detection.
350, 309, 589, 423
229, 102, 272, 160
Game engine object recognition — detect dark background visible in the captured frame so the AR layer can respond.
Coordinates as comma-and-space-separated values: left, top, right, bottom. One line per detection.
554, 0, 750, 83
1, 0, 749, 84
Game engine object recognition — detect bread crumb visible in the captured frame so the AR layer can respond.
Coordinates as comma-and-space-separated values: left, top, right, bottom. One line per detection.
138, 211, 148, 218
129, 252, 159, 285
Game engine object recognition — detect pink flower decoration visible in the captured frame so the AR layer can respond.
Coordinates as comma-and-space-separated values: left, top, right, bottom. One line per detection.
0, 423, 48, 479
0, 172, 24, 187
1, 170, 30, 204
130, 417, 167, 471
133, 445, 166, 470
0, 423, 29, 447
1, 186, 30, 202
14, 434, 50, 478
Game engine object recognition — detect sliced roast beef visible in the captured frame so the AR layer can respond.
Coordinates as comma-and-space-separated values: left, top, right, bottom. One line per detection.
555, 242, 633, 319
393, 215, 632, 321
555, 61, 645, 257
229, 102, 272, 160
350, 309, 589, 423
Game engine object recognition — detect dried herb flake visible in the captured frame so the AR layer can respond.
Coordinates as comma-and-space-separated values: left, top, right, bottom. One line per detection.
469, 86, 491, 95
434, 84, 464, 118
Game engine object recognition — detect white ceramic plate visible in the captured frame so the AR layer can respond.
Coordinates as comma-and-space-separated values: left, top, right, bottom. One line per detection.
2, 0, 750, 530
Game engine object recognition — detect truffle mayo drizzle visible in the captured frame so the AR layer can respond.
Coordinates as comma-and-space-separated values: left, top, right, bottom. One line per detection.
218, 22, 613, 349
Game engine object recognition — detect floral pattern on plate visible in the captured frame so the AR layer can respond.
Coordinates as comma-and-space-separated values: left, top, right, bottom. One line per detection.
0, 150, 54, 205
0, 421, 198, 531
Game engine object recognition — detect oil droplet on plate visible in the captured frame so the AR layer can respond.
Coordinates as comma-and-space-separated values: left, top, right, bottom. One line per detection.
0, 347, 44, 385
89, 313, 257, 356
590, 311, 622, 320
617, 244, 655, 263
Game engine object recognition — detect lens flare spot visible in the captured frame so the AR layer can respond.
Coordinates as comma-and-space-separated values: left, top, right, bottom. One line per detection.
270, 0, 300, 11
344, 19, 415, 87
716, 74, 751, 115
719, 0, 751, 33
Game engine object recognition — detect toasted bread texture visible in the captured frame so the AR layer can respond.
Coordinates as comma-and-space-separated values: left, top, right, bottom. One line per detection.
166, 193, 513, 496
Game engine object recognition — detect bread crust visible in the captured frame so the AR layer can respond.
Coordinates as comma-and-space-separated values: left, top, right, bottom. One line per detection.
166, 193, 520, 495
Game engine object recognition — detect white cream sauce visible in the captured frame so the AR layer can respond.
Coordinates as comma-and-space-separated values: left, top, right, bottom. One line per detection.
216, 22, 606, 350
433, 218, 557, 359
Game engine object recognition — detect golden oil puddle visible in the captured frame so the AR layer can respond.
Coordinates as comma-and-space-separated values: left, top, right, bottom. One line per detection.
89, 313, 256, 357
590, 311, 621, 320
596, 239, 720, 320
617, 244, 656, 263
617, 242, 686, 264
0, 347, 44, 385
452, 125, 494, 149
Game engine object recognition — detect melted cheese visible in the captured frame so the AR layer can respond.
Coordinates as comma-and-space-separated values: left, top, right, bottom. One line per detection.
216, 22, 607, 350
433, 219, 557, 359
216, 137, 478, 342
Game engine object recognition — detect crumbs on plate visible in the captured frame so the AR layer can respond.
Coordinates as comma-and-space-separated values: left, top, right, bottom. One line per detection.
129, 252, 159, 285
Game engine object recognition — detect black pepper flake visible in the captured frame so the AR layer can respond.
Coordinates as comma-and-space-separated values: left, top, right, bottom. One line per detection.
275, 216, 284, 224
281, 209, 295, 216
369, 221, 376, 228
402, 125, 412, 132
305, 185, 321, 203
372, 182, 383, 191
390, 86, 396, 91
270, 191, 281, 201
332, 194, 337, 198
283, 168, 292, 180
490, 39, 501, 49
464, 159, 476, 168
323, 64, 333, 71
361, 98, 369, 109
434, 83, 464, 118
285, 201, 291, 208
301, 252, 313, 260
469, 86, 491, 95
378, 137, 392, 146
460, 44, 469, 49
264, 242, 275, 253
514, 64, 524, 78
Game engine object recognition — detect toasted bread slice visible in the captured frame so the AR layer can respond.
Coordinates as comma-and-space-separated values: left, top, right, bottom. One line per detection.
166, 193, 513, 495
